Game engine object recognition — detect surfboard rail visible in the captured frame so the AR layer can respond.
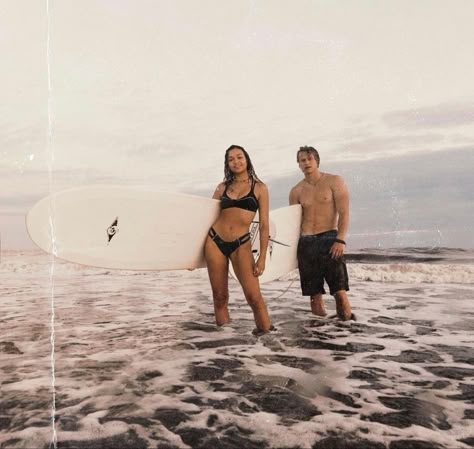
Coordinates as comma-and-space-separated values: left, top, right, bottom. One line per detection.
26, 186, 302, 281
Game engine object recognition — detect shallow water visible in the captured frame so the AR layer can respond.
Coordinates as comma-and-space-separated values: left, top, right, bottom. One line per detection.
0, 251, 473, 448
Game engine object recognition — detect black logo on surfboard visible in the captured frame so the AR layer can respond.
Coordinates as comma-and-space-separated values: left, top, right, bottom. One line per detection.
107, 217, 119, 243
249, 220, 290, 260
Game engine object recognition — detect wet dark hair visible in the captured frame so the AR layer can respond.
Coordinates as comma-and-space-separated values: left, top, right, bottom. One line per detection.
297, 146, 320, 167
224, 145, 261, 185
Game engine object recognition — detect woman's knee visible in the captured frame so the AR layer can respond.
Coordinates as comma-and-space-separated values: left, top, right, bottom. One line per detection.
244, 293, 264, 310
212, 290, 229, 307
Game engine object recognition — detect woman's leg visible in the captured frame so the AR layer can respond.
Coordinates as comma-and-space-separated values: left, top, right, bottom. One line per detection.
230, 244, 272, 331
204, 237, 230, 326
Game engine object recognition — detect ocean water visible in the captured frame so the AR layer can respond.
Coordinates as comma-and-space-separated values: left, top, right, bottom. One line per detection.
0, 248, 473, 449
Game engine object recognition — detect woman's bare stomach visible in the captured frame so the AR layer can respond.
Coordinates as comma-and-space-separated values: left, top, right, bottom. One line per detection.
212, 211, 256, 240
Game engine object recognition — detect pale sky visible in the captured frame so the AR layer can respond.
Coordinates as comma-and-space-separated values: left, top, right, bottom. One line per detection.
1, 0, 473, 249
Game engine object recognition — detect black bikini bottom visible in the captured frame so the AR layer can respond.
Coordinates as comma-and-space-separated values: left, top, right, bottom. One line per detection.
208, 227, 251, 258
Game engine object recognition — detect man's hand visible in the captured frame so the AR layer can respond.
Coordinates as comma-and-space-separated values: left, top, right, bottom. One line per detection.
330, 241, 345, 259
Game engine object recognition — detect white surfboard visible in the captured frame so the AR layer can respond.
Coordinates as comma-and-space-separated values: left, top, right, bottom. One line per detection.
27, 186, 302, 282
230, 204, 302, 283
26, 185, 221, 271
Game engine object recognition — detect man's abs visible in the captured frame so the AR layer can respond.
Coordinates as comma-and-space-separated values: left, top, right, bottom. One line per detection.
300, 203, 338, 235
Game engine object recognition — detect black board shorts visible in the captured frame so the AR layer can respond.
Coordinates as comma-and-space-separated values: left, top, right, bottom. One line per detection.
297, 230, 350, 296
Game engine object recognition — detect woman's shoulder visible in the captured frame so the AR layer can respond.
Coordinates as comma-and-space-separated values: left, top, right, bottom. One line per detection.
253, 180, 268, 194
212, 182, 226, 199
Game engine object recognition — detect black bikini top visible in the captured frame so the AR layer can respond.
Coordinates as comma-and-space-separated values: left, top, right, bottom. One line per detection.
221, 179, 259, 212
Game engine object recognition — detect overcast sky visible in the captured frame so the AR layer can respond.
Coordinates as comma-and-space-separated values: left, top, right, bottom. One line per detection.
1, 0, 473, 249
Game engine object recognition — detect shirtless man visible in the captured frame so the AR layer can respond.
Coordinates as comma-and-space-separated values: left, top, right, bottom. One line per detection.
289, 146, 354, 321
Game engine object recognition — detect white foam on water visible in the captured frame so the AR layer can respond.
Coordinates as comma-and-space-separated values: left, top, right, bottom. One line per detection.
4, 250, 474, 284
350, 263, 474, 284
1, 251, 473, 448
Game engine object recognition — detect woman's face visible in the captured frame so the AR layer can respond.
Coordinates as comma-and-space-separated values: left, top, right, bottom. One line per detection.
227, 148, 248, 174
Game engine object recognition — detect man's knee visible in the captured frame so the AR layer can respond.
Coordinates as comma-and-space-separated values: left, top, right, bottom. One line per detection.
333, 290, 348, 300
310, 294, 327, 316
310, 293, 324, 301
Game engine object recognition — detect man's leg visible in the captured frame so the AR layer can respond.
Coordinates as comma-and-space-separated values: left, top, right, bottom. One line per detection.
310, 293, 327, 317
297, 237, 324, 316
333, 290, 352, 321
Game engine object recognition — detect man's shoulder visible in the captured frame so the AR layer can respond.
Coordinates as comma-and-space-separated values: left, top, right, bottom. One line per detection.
289, 179, 305, 205
290, 179, 305, 191
324, 173, 348, 195
324, 173, 345, 185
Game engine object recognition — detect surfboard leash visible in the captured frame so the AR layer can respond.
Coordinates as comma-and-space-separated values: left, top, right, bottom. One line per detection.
272, 273, 299, 300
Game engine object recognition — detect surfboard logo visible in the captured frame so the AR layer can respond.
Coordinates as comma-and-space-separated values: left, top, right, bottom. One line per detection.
106, 217, 119, 243
249, 220, 291, 260
250, 221, 262, 259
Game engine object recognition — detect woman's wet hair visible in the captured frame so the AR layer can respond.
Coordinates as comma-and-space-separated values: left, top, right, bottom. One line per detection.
297, 146, 320, 166
224, 145, 261, 185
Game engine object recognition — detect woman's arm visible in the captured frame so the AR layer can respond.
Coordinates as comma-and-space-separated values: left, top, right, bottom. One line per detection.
254, 183, 269, 276
212, 183, 225, 200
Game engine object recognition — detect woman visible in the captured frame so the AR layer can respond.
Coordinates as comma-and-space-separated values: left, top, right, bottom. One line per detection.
205, 145, 273, 333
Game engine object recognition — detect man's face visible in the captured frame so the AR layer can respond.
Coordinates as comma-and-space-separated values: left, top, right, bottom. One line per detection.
297, 152, 318, 174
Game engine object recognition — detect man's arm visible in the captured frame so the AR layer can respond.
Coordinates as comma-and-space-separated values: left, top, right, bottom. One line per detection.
333, 176, 350, 240
289, 185, 300, 205
330, 175, 349, 258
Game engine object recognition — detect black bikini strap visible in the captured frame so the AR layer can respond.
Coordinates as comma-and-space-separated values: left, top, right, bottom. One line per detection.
250, 178, 256, 193
239, 233, 251, 245
222, 184, 227, 197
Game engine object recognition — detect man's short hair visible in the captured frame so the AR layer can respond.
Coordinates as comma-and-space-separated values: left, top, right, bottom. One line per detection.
297, 146, 320, 166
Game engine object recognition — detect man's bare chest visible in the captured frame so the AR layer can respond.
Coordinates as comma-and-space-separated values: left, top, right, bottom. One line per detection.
299, 185, 334, 208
